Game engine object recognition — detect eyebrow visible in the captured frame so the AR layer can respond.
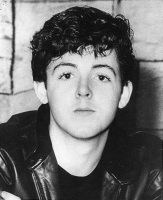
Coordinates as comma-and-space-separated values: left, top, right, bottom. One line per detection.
52, 62, 77, 72
52, 62, 116, 76
93, 64, 116, 76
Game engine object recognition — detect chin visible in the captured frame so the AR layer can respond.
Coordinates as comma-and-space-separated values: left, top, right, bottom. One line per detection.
66, 126, 106, 140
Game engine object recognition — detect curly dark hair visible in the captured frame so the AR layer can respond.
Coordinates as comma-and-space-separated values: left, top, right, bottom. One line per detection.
31, 6, 135, 85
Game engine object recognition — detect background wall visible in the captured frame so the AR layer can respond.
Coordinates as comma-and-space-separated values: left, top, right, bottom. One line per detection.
0, 0, 163, 138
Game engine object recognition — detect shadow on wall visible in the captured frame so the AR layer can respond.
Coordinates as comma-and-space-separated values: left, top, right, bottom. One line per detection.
114, 60, 139, 135
136, 61, 163, 139
115, 59, 163, 139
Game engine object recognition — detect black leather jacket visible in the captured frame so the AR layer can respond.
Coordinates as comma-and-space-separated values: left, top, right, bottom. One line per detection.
0, 105, 162, 200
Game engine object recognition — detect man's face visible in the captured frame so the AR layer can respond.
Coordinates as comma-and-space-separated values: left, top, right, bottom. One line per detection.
35, 49, 132, 139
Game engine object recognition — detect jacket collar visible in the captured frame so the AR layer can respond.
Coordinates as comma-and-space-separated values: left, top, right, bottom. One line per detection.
24, 104, 141, 185
23, 104, 52, 169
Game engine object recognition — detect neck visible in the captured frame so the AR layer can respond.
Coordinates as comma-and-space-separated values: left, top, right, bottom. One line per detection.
49, 122, 108, 177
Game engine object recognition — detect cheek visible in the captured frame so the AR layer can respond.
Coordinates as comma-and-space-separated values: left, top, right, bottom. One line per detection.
95, 87, 121, 110
47, 84, 74, 110
95, 84, 119, 99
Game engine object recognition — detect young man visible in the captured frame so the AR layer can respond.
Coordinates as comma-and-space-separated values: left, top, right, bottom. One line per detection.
0, 6, 162, 200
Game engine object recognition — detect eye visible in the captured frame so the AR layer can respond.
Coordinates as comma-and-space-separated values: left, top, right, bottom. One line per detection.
59, 73, 73, 80
98, 75, 110, 82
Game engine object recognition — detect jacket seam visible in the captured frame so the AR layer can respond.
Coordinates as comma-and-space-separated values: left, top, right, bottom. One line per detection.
32, 171, 45, 200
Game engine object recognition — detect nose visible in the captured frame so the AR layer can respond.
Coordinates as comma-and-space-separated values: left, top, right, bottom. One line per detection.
75, 78, 92, 99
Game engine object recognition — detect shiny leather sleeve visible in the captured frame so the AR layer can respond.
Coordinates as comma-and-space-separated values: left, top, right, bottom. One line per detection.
0, 149, 13, 192
144, 168, 163, 200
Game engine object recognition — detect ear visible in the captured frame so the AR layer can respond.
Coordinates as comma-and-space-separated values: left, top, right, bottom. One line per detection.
34, 81, 48, 104
118, 81, 133, 109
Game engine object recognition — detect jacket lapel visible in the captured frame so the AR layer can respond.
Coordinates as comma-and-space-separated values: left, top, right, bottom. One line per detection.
24, 104, 59, 199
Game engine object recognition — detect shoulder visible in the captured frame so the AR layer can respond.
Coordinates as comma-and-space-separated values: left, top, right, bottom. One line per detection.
0, 110, 37, 130
105, 127, 162, 184
125, 131, 162, 199
0, 110, 38, 153
130, 132, 163, 199
130, 132, 162, 169
0, 110, 38, 188
133, 132, 162, 188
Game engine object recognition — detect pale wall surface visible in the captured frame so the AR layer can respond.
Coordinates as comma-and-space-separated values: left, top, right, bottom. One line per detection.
0, 0, 163, 138
115, 0, 163, 138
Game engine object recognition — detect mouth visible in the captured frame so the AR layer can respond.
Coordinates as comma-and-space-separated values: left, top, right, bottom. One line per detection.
74, 108, 95, 116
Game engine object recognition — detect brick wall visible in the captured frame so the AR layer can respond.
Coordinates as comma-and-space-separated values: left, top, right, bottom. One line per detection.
115, 0, 163, 138
0, 0, 163, 138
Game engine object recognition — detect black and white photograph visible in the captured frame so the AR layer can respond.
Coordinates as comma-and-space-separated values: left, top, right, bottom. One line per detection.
0, 0, 162, 199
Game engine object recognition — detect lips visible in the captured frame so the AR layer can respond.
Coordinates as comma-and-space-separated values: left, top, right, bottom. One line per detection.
74, 108, 95, 112
74, 108, 95, 115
